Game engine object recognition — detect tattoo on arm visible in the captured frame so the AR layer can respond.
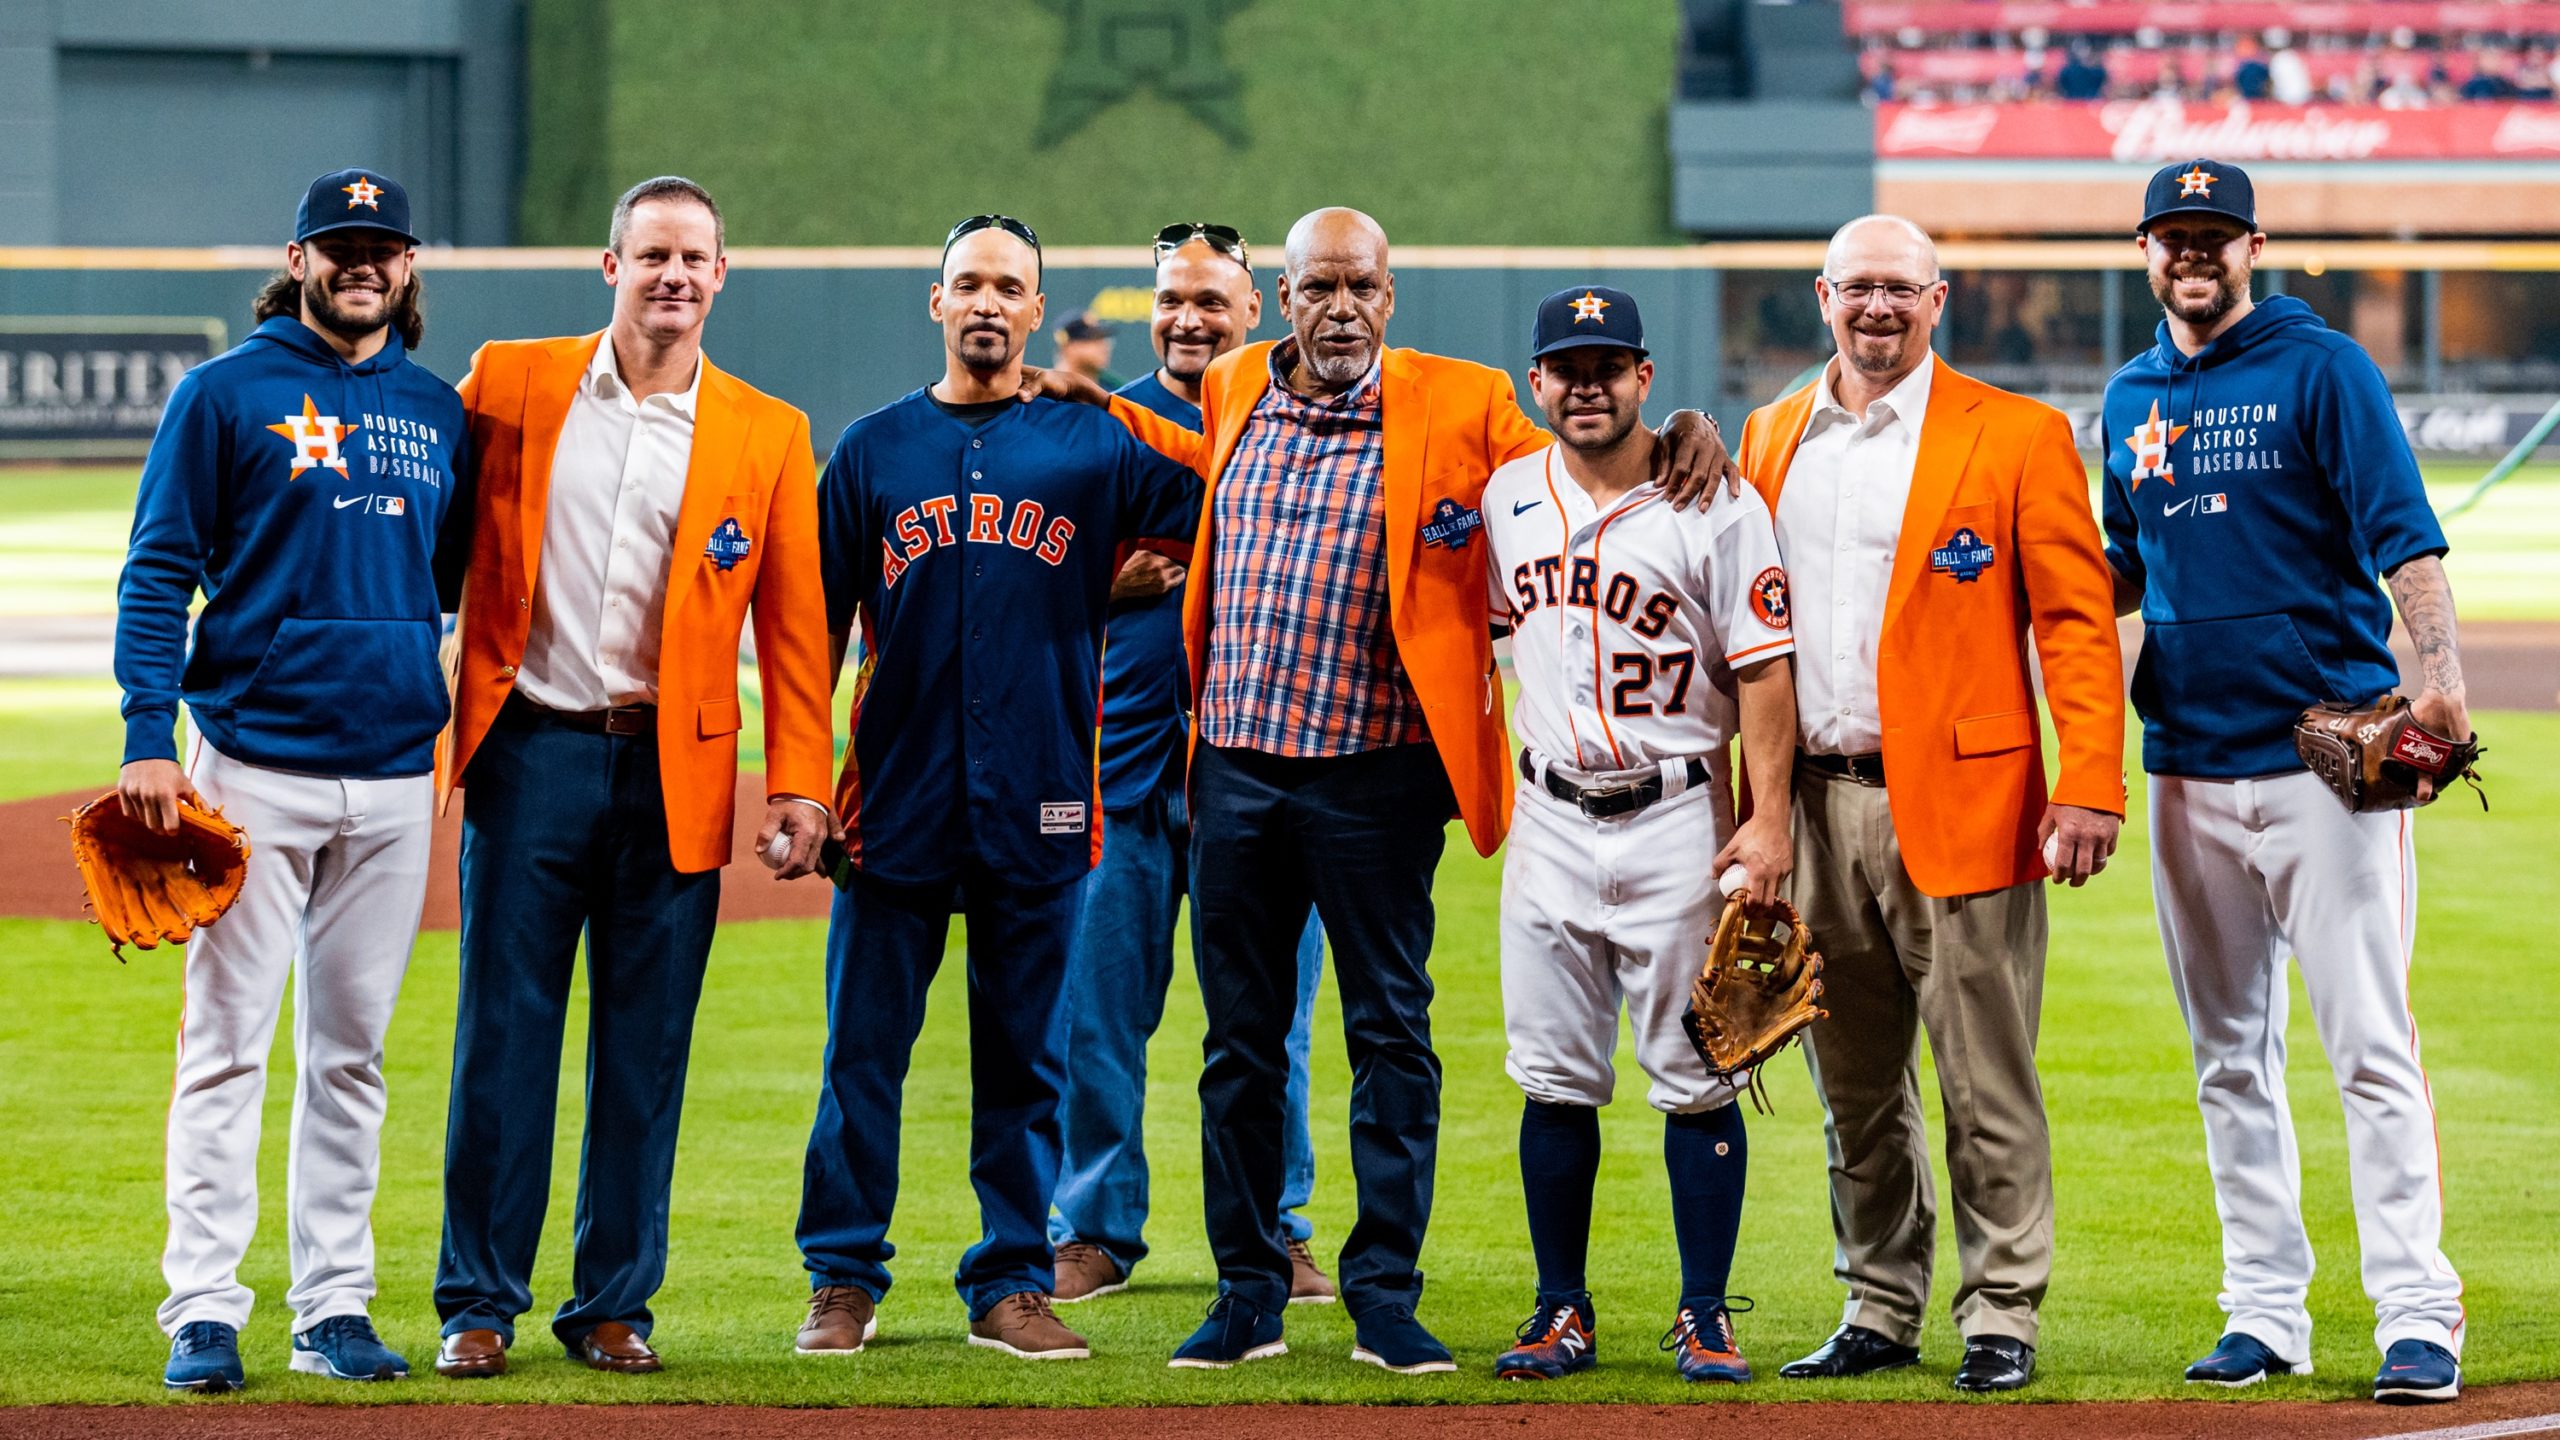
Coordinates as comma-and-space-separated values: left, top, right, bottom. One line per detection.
2387, 555, 2464, 697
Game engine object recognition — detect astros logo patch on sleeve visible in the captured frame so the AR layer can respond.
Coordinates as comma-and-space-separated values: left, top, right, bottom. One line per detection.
1750, 566, 1791, 627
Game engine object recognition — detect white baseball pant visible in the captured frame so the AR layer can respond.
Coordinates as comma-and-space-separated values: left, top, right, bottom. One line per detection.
2149, 768, 2464, 1361
1501, 753, 1744, 1115
157, 736, 432, 1336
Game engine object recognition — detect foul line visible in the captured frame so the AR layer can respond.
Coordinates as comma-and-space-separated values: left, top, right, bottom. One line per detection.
2369, 1413, 2560, 1440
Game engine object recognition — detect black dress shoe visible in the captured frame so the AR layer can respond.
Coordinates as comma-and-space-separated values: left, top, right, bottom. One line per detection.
1779, 1325, 1921, 1379
1953, 1335, 2035, 1392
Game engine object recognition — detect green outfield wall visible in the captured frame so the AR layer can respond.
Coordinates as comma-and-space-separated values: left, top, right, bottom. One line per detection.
519, 0, 1687, 249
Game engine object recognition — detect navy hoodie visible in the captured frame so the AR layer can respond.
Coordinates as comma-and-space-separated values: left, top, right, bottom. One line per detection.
2101, 294, 2445, 778
116, 316, 472, 778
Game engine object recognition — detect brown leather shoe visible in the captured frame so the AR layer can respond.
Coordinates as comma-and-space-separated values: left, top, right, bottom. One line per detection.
569, 1321, 662, 1374
966, 1292, 1089, 1360
433, 1328, 508, 1379
1287, 1237, 1338, 1305
1051, 1241, 1127, 1304
796, 1285, 877, 1354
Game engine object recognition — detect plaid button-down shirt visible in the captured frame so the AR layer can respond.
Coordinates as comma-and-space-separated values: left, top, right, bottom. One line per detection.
1199, 342, 1429, 756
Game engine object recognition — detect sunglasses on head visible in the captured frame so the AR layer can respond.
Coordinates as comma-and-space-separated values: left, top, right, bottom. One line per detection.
1152, 221, 1250, 271
945, 213, 1041, 254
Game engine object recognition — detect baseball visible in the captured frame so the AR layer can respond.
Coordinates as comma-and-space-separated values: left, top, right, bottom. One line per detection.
2043, 832, 2061, 871
766, 831, 792, 863
1718, 863, 1751, 897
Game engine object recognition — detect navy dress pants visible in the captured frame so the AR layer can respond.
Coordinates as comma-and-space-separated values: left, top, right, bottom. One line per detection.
797, 863, 1082, 1317
434, 701, 721, 1346
1188, 742, 1453, 1317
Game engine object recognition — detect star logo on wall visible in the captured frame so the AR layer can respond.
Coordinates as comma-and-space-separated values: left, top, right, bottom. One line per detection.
343, 176, 385, 209
1570, 291, 1611, 323
1036, 0, 1254, 149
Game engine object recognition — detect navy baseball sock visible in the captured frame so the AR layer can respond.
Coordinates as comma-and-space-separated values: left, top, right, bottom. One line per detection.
1664, 1102, 1748, 1307
1518, 1099, 1602, 1299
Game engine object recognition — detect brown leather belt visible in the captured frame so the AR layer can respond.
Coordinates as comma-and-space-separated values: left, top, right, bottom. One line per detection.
506, 693, 655, 737
1802, 751, 1887, 786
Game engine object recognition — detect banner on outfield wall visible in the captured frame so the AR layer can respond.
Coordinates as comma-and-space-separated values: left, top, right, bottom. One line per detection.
1847, 3, 2560, 36
0, 318, 227, 458
2062, 399, 2560, 454
1877, 99, 2560, 161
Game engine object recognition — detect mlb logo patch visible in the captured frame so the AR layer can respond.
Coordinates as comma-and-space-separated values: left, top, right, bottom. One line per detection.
1040, 801, 1088, 834
376, 495, 405, 516
2201, 493, 2228, 514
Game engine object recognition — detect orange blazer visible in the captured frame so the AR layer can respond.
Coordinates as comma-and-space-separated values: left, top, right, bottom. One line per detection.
1110, 342, 1545, 857
437, 333, 835, 875
1740, 357, 2124, 898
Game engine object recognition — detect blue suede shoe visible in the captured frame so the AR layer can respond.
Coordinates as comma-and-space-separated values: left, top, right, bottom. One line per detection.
1350, 1304, 1456, 1375
2374, 1339, 2460, 1405
2185, 1332, 2310, 1387
165, 1320, 245, 1393
290, 1315, 409, 1381
1169, 1294, 1286, 1370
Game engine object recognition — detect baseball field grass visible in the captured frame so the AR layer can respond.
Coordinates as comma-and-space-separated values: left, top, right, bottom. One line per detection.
1, 460, 2554, 1407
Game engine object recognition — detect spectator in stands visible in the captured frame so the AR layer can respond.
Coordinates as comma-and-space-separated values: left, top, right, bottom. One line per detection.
2380, 63, 2430, 109
2268, 33, 2314, 105
2233, 37, 2272, 101
2516, 46, 2557, 101
2154, 56, 2191, 101
1869, 59, 1895, 103
2462, 48, 2517, 102
2056, 42, 2108, 100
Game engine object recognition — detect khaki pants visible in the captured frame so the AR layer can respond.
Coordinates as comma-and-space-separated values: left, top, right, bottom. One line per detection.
1788, 769, 2053, 1347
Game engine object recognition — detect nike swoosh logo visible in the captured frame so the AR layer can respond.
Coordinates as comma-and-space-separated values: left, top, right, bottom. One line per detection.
2163, 497, 2197, 516
333, 495, 365, 509
1513, 500, 1542, 515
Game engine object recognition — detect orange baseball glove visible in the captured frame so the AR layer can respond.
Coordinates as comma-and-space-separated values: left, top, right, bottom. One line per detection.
64, 792, 250, 960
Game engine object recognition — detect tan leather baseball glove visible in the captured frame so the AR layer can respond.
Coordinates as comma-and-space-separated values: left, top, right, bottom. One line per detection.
2294, 695, 2485, 813
1683, 892, 1827, 1109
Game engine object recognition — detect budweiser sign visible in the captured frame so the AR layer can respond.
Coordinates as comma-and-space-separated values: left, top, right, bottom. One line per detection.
1877, 100, 2560, 160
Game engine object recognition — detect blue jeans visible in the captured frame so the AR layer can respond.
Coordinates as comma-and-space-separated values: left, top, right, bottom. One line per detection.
797, 864, 1084, 1317
434, 701, 721, 1346
1049, 773, 1324, 1275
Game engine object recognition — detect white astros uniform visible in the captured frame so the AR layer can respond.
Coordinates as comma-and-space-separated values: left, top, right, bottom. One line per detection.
1484, 446, 1794, 1114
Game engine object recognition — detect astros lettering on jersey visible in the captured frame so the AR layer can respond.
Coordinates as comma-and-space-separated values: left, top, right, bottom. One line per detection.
1486, 447, 1794, 778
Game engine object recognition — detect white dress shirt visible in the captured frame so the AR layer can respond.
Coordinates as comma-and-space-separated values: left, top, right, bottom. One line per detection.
1774, 355, 1934, 756
515, 340, 701, 711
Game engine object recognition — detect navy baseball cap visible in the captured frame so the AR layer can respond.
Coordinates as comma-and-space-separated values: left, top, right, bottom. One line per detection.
1531, 286, 1646, 361
295, 168, 419, 245
2139, 158, 2257, 234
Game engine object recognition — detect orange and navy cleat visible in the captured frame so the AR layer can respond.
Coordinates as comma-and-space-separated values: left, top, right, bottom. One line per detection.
1495, 1293, 1597, 1380
1662, 1297, 1754, 1383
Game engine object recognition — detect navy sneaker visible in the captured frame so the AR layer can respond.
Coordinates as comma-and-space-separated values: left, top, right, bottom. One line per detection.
2185, 1332, 2310, 1386
1350, 1303, 1457, 1375
165, 1320, 245, 1393
1495, 1292, 1596, 1380
1662, 1298, 1753, 1384
1168, 1294, 1286, 1370
291, 1315, 410, 1381
2374, 1339, 2461, 1405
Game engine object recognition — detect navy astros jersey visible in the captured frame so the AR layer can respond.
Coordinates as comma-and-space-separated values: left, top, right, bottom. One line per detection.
2102, 294, 2447, 779
818, 390, 1204, 887
1093, 370, 1202, 812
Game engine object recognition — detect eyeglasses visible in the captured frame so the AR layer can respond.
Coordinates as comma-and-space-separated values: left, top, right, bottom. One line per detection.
945, 213, 1041, 254
1152, 221, 1250, 272
1826, 279, 1939, 310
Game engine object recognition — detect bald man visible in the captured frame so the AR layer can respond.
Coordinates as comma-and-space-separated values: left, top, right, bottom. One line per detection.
1039, 208, 1738, 1373
1734, 216, 2124, 1392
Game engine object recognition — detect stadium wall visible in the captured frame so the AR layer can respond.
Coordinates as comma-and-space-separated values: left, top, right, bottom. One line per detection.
516, 0, 1687, 249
